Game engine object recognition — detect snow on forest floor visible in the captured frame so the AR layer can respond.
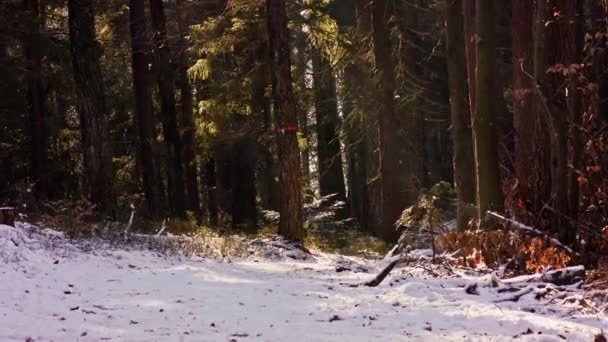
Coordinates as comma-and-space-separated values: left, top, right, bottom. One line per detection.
0, 223, 606, 341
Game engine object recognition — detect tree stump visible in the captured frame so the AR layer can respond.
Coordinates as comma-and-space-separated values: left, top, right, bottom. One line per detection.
0, 207, 16, 226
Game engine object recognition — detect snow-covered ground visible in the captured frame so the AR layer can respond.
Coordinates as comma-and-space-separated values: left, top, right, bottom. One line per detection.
0, 223, 606, 341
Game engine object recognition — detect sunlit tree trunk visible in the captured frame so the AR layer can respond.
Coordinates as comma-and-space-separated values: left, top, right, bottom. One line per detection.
266, 0, 305, 241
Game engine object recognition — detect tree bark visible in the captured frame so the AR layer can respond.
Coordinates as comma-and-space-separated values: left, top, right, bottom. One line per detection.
24, 0, 50, 195
474, 0, 504, 222
266, 0, 305, 242
312, 50, 346, 202
372, 0, 407, 241
128, 0, 164, 216
68, 0, 115, 214
149, 0, 187, 218
445, 0, 476, 230
176, 0, 201, 218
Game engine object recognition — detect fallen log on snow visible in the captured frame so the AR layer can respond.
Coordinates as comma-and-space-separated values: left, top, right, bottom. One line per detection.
541, 266, 585, 286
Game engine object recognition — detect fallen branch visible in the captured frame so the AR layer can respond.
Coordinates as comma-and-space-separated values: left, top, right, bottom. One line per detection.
486, 211, 577, 256
494, 286, 534, 303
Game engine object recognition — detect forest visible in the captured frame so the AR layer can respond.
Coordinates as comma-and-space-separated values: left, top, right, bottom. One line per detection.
1, 0, 608, 340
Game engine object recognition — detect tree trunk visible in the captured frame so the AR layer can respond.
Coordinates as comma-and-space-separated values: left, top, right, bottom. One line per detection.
372, 0, 407, 241
445, 0, 476, 230
340, 0, 371, 224
231, 132, 258, 231
512, 0, 535, 219
474, 0, 504, 222
463, 0, 476, 116
567, 0, 584, 240
529, 0, 553, 224
68, 0, 115, 214
24, 0, 50, 195
392, 1, 427, 188
128, 0, 164, 216
149, 0, 186, 218
252, 49, 279, 211
215, 145, 232, 219
355, 0, 378, 231
175, 0, 201, 218
266, 0, 305, 242
312, 50, 346, 202
539, 0, 582, 244
294, 29, 312, 198
343, 62, 369, 223
205, 158, 218, 226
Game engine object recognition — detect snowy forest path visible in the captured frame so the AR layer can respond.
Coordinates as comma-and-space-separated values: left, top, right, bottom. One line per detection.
0, 223, 606, 341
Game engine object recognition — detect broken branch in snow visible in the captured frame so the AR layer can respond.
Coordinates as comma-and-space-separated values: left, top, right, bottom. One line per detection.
344, 256, 413, 288
364, 258, 400, 287
486, 211, 577, 256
